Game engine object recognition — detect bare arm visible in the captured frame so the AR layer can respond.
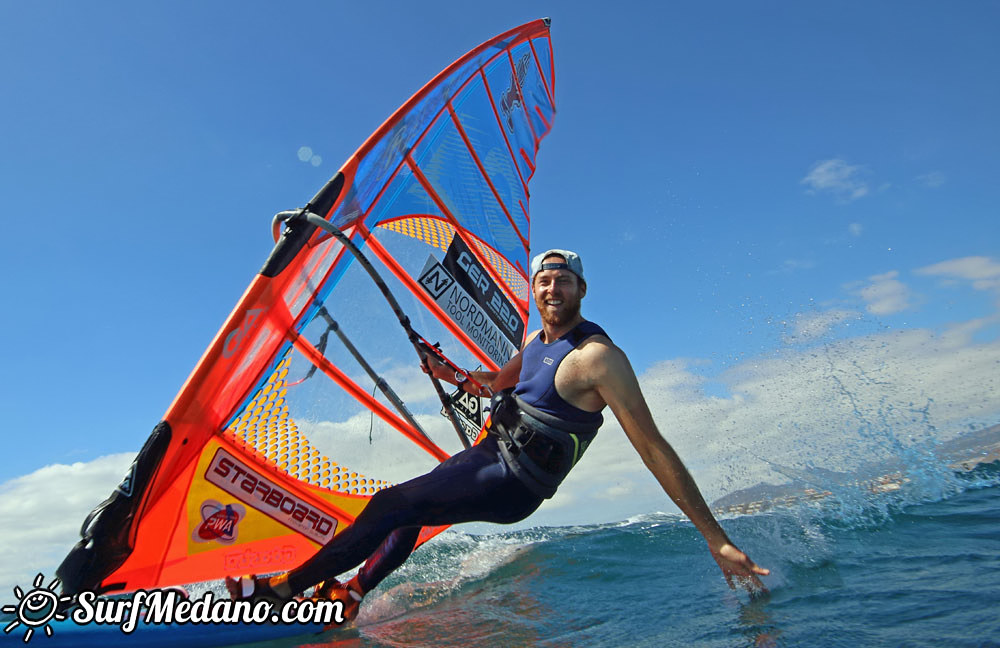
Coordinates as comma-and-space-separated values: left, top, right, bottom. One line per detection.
424, 331, 536, 395
593, 344, 770, 592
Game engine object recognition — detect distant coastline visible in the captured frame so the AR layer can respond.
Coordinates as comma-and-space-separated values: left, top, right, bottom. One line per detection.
712, 424, 1000, 516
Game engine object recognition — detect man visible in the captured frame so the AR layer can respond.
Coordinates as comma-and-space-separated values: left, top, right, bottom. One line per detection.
228, 249, 769, 619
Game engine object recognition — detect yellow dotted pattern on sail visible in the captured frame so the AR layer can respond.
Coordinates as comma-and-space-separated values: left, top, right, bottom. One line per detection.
377, 216, 529, 302
378, 216, 454, 253
224, 358, 392, 495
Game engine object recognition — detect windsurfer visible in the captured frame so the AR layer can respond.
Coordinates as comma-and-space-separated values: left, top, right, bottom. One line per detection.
227, 249, 769, 618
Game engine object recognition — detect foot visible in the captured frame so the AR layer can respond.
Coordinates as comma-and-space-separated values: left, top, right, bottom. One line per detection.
314, 576, 364, 623
225, 574, 292, 606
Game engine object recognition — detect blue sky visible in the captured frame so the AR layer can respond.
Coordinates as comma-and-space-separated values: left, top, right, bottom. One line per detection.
1, 1, 999, 586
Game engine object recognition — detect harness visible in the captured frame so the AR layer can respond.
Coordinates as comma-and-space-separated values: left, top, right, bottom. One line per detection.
488, 390, 600, 499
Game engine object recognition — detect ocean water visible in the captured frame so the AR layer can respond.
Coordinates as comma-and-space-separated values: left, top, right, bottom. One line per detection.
3, 468, 995, 647
238, 462, 1000, 648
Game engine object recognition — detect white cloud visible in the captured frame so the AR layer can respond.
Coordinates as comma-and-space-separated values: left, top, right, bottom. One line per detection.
785, 309, 860, 343
0, 453, 134, 596
851, 270, 912, 315
848, 223, 864, 237
916, 256, 1000, 293
545, 258, 1000, 524
937, 316, 1000, 348
801, 158, 870, 202
551, 312, 1000, 524
916, 171, 947, 189
297, 412, 453, 484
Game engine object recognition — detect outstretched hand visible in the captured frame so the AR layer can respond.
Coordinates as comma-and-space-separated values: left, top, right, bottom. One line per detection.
710, 543, 770, 596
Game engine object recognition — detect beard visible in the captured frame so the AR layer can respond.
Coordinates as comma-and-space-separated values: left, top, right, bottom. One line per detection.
537, 293, 582, 327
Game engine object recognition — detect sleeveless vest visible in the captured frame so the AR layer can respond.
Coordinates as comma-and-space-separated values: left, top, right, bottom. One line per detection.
490, 321, 609, 498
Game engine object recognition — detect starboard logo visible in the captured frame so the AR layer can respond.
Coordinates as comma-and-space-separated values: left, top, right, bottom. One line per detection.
192, 501, 246, 545
500, 53, 532, 132
205, 449, 336, 544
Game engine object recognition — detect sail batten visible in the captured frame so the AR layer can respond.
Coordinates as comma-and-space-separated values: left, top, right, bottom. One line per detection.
57, 19, 555, 596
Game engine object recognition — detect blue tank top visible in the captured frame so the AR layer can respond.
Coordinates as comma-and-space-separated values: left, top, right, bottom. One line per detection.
513, 320, 609, 425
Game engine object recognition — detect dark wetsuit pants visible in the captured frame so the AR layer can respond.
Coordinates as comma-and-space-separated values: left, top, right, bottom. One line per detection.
285, 436, 543, 595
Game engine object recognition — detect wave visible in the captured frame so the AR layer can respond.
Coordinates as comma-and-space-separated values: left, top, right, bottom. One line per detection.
355, 462, 999, 593
315, 472, 999, 647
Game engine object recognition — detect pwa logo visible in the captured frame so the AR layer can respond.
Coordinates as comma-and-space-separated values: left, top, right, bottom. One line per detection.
192, 501, 246, 545
222, 307, 266, 358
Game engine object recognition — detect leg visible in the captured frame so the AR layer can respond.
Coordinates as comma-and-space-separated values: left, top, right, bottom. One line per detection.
356, 527, 421, 592
309, 528, 421, 623
284, 438, 541, 595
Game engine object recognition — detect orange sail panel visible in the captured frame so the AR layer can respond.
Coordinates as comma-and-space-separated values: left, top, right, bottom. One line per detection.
56, 19, 556, 595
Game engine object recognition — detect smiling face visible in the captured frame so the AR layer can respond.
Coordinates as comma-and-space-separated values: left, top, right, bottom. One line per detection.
532, 254, 586, 329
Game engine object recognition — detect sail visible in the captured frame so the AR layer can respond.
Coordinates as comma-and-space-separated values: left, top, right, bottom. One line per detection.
56, 19, 555, 596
